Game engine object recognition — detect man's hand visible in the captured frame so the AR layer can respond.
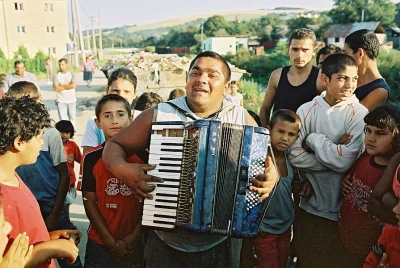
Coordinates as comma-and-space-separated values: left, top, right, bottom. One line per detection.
49, 230, 82, 245
0, 233, 33, 268
112, 240, 135, 258
299, 180, 314, 199
250, 156, 279, 202
341, 174, 353, 196
120, 163, 163, 202
339, 133, 352, 145
51, 239, 79, 264
45, 213, 59, 232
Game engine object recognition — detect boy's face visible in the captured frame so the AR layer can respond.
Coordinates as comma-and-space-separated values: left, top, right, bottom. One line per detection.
95, 101, 132, 140
364, 125, 395, 157
18, 129, 44, 165
59, 131, 71, 144
269, 119, 300, 152
288, 38, 316, 68
343, 43, 363, 68
322, 66, 358, 105
0, 207, 12, 263
107, 78, 136, 106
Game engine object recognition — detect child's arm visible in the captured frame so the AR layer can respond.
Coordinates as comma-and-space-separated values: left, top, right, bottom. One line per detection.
368, 153, 400, 225
25, 239, 78, 268
74, 142, 83, 164
304, 108, 366, 174
82, 191, 119, 250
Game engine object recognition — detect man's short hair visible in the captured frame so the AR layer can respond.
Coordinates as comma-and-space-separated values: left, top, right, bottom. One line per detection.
288, 28, 316, 46
321, 54, 357, 79
55, 120, 75, 139
59, 58, 68, 64
95, 94, 132, 120
14, 60, 25, 67
189, 51, 231, 83
270, 109, 301, 130
0, 97, 51, 155
316, 45, 343, 65
7, 81, 40, 101
133, 92, 163, 111
345, 29, 380, 59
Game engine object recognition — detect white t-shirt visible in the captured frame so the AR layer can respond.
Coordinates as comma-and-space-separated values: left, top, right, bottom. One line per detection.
53, 72, 77, 103
81, 110, 142, 147
225, 93, 243, 106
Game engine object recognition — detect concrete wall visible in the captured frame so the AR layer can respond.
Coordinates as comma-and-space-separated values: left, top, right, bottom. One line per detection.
202, 37, 236, 55
0, 0, 69, 59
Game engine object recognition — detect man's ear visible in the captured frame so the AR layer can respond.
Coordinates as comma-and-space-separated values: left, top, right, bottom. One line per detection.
129, 112, 134, 123
266, 125, 271, 131
321, 73, 329, 87
224, 81, 231, 95
94, 118, 102, 129
358, 48, 365, 59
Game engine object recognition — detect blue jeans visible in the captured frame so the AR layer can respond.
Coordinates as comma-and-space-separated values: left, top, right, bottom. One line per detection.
39, 201, 83, 268
144, 231, 242, 268
57, 101, 77, 130
84, 240, 139, 268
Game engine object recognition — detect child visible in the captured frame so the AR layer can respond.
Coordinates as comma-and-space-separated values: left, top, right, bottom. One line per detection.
81, 94, 144, 268
254, 109, 301, 268
288, 54, 369, 268
225, 81, 243, 106
259, 28, 324, 127
81, 68, 141, 156
0, 74, 6, 99
363, 196, 400, 267
133, 92, 163, 111
0, 97, 79, 268
339, 103, 400, 267
55, 120, 82, 217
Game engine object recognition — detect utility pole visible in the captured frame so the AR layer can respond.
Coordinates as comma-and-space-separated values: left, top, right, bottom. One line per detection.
86, 25, 91, 53
2, 0, 11, 58
361, 9, 365, 22
98, 10, 103, 60
201, 23, 204, 52
90, 16, 97, 56
71, 0, 79, 67
73, 0, 86, 61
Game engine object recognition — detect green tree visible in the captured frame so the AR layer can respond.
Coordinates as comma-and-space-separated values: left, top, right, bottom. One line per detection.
286, 17, 314, 37
13, 45, 30, 60
329, 0, 396, 27
0, 47, 5, 59
203, 15, 229, 37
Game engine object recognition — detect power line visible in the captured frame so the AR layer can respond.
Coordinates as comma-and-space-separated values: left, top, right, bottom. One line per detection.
77, 0, 91, 18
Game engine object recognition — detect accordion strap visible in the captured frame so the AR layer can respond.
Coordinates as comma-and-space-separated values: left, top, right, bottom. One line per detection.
165, 98, 235, 121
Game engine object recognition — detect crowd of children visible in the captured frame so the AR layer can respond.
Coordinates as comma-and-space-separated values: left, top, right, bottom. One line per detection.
0, 27, 399, 268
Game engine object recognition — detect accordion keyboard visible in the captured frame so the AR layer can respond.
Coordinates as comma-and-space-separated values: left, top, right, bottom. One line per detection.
142, 123, 185, 229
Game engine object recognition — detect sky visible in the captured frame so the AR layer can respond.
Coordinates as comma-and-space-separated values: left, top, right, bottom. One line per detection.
72, 0, 338, 30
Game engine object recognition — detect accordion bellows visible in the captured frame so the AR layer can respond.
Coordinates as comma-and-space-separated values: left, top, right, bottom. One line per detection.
143, 120, 271, 238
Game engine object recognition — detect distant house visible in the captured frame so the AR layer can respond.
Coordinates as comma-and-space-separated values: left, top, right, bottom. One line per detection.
386, 27, 400, 48
202, 37, 237, 55
324, 21, 386, 47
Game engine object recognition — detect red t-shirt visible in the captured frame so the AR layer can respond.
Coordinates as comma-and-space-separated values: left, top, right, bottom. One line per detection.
81, 144, 143, 246
363, 226, 400, 268
64, 140, 82, 187
339, 152, 386, 255
1, 174, 55, 268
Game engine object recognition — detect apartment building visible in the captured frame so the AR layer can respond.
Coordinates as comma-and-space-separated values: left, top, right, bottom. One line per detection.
0, 0, 69, 59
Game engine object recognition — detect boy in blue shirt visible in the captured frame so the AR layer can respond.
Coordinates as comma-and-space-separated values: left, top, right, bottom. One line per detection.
254, 109, 301, 268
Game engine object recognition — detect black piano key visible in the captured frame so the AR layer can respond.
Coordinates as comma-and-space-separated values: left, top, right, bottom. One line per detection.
154, 214, 177, 219
156, 193, 179, 197
154, 220, 176, 225
161, 148, 183, 152
159, 163, 182, 167
155, 199, 177, 204
155, 204, 177, 209
158, 169, 181, 173
161, 143, 183, 146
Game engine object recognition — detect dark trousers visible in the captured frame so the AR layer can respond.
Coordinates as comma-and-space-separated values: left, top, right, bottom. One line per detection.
144, 231, 242, 268
39, 201, 83, 268
296, 209, 341, 268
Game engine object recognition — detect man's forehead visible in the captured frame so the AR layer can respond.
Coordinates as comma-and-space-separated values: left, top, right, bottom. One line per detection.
191, 57, 223, 72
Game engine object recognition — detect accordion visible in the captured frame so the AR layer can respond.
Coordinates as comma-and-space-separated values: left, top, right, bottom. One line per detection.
142, 120, 271, 238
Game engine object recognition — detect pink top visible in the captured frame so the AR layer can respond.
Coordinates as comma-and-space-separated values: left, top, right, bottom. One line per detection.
393, 164, 400, 197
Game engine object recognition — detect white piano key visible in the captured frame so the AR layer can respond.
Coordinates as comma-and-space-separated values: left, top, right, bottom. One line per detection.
143, 209, 177, 217
148, 150, 183, 157
147, 181, 180, 187
147, 170, 181, 178
150, 144, 183, 151
144, 199, 178, 207
152, 124, 184, 130
150, 135, 184, 143
148, 159, 182, 166
142, 215, 176, 223
143, 204, 178, 213
151, 195, 178, 201
142, 219, 175, 229
147, 187, 179, 195
152, 166, 182, 171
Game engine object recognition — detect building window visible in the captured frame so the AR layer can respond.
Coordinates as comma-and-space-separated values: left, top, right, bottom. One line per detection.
52, 47, 56, 54
46, 26, 55, 33
335, 37, 340, 43
44, 3, 54, 12
17, 25, 25, 33
14, 2, 23, 11
48, 47, 56, 54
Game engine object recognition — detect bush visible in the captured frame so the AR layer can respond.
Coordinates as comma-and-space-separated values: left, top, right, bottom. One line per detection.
240, 79, 264, 113
377, 49, 400, 103
0, 48, 5, 59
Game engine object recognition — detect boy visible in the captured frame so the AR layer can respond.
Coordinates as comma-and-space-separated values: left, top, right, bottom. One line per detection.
339, 103, 400, 267
81, 94, 143, 267
7, 82, 82, 268
0, 97, 79, 268
259, 28, 323, 127
343, 29, 391, 111
316, 44, 343, 68
55, 120, 82, 220
225, 81, 243, 106
289, 54, 368, 268
364, 196, 400, 267
254, 109, 301, 268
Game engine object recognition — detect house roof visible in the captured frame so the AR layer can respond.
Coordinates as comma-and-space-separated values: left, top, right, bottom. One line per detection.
325, 21, 384, 38
388, 26, 400, 34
